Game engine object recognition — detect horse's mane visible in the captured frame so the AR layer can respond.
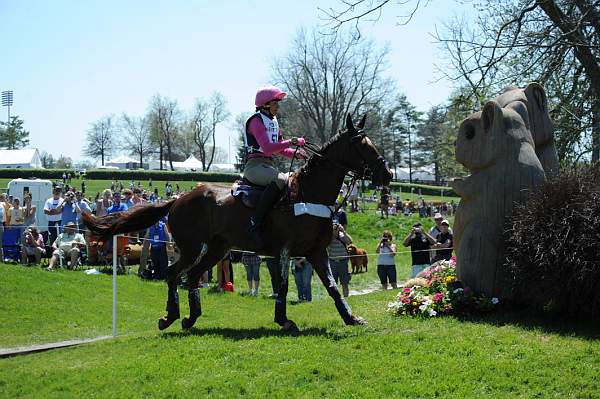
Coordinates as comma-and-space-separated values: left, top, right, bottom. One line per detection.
299, 129, 347, 176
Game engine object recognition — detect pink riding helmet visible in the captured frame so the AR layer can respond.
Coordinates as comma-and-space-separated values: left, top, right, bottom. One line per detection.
255, 86, 287, 107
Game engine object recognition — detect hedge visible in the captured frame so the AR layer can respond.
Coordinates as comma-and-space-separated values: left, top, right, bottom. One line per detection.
0, 168, 74, 180
0, 168, 241, 183
389, 182, 457, 197
0, 168, 457, 196
84, 169, 240, 182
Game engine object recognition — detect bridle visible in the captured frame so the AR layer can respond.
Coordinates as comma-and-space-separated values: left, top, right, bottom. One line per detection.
300, 132, 387, 181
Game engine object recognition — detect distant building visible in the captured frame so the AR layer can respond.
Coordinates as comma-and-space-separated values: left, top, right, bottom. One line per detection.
0, 149, 43, 168
105, 155, 148, 170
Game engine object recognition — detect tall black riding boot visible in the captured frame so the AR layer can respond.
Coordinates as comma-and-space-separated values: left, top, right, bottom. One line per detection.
249, 182, 282, 247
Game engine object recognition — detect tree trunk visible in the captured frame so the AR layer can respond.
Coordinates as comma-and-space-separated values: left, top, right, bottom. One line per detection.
592, 99, 600, 162
159, 142, 163, 170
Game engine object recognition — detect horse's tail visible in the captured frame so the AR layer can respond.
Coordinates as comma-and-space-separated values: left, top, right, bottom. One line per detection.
82, 200, 176, 239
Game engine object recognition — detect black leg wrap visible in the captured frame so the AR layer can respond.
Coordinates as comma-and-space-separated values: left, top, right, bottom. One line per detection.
188, 288, 201, 319
274, 279, 289, 325
166, 287, 180, 317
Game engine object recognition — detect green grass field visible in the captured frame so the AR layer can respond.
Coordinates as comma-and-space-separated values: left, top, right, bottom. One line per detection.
8, 176, 593, 397
1, 264, 599, 398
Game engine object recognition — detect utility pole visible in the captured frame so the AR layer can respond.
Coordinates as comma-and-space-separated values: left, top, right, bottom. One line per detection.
1, 91, 13, 123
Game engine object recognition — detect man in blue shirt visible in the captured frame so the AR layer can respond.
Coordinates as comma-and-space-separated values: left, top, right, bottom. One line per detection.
60, 192, 77, 229
106, 192, 128, 214
148, 220, 170, 279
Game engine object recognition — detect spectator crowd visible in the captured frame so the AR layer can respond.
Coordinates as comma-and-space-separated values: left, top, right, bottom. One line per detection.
1, 177, 455, 303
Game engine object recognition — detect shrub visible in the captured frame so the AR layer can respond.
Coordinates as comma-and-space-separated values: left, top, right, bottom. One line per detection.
504, 163, 600, 317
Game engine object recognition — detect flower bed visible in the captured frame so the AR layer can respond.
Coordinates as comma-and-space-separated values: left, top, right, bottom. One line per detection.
388, 257, 499, 317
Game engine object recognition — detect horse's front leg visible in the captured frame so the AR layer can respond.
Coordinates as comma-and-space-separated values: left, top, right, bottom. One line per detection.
274, 247, 299, 333
308, 251, 367, 326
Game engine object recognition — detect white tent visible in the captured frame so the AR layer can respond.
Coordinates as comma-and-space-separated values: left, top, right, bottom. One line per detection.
0, 149, 43, 168
105, 155, 145, 170
209, 163, 237, 173
396, 166, 436, 182
175, 155, 204, 170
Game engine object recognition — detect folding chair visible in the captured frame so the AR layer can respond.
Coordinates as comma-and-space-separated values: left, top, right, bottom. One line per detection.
2, 227, 22, 263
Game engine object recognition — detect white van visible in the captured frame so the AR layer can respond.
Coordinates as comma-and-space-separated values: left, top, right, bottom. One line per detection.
7, 178, 53, 232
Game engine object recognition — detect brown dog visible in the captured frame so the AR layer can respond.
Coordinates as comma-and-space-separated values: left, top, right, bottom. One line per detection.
347, 244, 368, 273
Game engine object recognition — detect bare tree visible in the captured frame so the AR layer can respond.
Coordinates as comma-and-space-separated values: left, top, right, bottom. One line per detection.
121, 113, 152, 168
437, 0, 600, 162
189, 92, 230, 171
272, 28, 393, 143
319, 0, 423, 36
84, 115, 116, 166
149, 95, 180, 171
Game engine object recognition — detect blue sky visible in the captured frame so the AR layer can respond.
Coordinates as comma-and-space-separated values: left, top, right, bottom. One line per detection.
0, 0, 473, 163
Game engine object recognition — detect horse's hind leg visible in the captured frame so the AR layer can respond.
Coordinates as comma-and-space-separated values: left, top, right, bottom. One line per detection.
308, 250, 367, 326
274, 247, 299, 333
158, 259, 186, 330
181, 240, 229, 330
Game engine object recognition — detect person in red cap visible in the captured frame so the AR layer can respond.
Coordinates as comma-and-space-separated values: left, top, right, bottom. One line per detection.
243, 85, 306, 245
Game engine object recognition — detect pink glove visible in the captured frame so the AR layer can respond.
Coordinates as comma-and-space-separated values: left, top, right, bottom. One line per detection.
295, 137, 306, 147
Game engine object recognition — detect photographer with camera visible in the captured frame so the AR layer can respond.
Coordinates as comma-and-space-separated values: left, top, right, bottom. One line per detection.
403, 222, 436, 278
21, 225, 45, 265
60, 191, 77, 229
376, 230, 397, 290
327, 221, 353, 297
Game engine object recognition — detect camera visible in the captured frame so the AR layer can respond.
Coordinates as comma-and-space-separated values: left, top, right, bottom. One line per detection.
382, 237, 388, 243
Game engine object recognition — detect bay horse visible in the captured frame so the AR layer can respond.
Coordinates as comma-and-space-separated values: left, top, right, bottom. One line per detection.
83, 113, 393, 332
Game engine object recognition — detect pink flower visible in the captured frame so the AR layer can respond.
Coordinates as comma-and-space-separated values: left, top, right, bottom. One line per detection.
433, 292, 445, 303
450, 256, 457, 265
402, 288, 411, 293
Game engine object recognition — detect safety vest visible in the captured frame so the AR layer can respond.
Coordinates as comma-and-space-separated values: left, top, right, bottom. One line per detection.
244, 111, 280, 157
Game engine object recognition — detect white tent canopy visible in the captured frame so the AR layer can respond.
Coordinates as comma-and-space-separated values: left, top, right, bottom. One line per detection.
396, 166, 436, 181
176, 155, 203, 170
105, 155, 146, 170
0, 149, 43, 168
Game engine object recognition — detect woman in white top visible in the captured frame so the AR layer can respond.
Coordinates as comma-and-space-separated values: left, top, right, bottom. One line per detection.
375, 230, 397, 289
95, 189, 113, 217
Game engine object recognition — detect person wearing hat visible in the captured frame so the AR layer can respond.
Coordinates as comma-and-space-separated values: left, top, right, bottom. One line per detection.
403, 222, 436, 277
47, 221, 86, 270
431, 219, 453, 263
429, 212, 453, 261
242, 86, 307, 246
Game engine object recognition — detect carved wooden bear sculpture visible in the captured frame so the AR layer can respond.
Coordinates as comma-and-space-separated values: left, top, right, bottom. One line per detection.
493, 83, 560, 178
452, 100, 546, 298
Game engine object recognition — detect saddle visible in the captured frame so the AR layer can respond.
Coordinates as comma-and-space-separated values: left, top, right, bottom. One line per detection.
231, 176, 299, 209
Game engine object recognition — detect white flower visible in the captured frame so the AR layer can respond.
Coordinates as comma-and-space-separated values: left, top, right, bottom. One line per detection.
453, 288, 464, 294
419, 304, 428, 312
428, 309, 437, 317
491, 297, 499, 305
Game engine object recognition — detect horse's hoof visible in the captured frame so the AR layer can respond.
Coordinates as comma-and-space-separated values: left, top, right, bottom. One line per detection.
158, 314, 179, 330
348, 315, 368, 326
181, 316, 197, 330
281, 320, 300, 333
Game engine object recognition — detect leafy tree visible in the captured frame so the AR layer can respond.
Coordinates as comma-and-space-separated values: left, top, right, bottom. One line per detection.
382, 94, 421, 182
83, 115, 116, 166
40, 151, 55, 168
0, 116, 30, 149
413, 105, 465, 182
55, 155, 73, 169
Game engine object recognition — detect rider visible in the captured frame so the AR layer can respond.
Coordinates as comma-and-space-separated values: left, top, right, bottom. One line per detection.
243, 85, 306, 245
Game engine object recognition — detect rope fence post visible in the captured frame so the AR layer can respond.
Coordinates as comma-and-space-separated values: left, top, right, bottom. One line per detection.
112, 234, 118, 338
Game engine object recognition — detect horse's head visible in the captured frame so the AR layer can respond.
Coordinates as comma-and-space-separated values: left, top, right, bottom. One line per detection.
339, 113, 393, 187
